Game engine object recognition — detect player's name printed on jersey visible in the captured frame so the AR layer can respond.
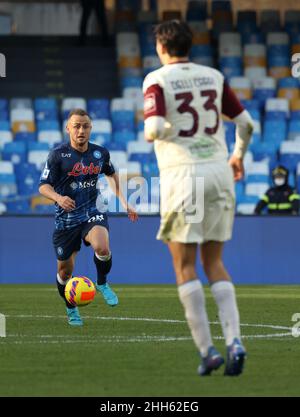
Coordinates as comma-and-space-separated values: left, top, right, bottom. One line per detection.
170, 76, 215, 91
67, 162, 101, 176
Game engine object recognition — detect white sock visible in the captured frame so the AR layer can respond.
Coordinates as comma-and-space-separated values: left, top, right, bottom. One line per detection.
211, 281, 240, 346
178, 280, 213, 357
56, 273, 69, 286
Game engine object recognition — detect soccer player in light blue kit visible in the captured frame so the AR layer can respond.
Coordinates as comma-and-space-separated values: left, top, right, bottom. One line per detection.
39, 109, 138, 326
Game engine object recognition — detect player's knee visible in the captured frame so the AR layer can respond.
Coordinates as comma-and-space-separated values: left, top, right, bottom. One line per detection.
202, 259, 223, 279
174, 262, 196, 281
58, 267, 73, 282
94, 247, 110, 258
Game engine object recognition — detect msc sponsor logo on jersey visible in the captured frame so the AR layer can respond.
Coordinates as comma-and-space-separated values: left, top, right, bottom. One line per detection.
70, 179, 97, 190
67, 162, 101, 176
88, 214, 104, 223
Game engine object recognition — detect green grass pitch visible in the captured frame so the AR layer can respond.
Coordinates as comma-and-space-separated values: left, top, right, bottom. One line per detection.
0, 284, 299, 397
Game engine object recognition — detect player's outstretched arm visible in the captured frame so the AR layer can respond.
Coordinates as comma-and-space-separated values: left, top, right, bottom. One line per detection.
105, 173, 138, 222
39, 184, 75, 212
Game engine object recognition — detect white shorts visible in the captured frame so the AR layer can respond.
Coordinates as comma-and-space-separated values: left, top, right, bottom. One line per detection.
157, 160, 235, 244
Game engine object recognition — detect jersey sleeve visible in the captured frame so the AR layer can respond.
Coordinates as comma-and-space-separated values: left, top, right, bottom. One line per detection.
101, 149, 115, 176
39, 150, 60, 187
222, 81, 245, 119
143, 73, 166, 120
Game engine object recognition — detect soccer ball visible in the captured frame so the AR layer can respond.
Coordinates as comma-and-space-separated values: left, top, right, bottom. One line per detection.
65, 276, 96, 307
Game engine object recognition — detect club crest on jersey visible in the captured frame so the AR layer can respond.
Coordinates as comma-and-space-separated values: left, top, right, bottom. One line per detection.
68, 162, 101, 177
93, 150, 101, 159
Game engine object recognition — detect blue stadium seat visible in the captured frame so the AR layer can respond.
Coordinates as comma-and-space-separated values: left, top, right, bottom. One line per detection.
288, 120, 300, 135
288, 171, 296, 188
268, 51, 290, 68
34, 204, 55, 214
250, 141, 279, 165
247, 174, 270, 184
27, 142, 50, 152
0, 99, 8, 111
278, 77, 300, 89
241, 99, 260, 111
186, 0, 207, 21
239, 195, 260, 204
142, 161, 159, 180
279, 153, 300, 172
14, 132, 36, 143
291, 110, 300, 121
191, 45, 214, 66
87, 99, 110, 119
253, 89, 276, 109
34, 98, 57, 111
2, 142, 27, 164
111, 110, 136, 132
219, 57, 243, 78
6, 199, 31, 214
0, 109, 9, 121
14, 162, 40, 178
137, 120, 144, 132
265, 111, 288, 121
248, 109, 261, 121
17, 171, 40, 196
90, 132, 112, 145
35, 109, 58, 121
105, 142, 127, 152
242, 32, 265, 44
263, 120, 287, 145
121, 76, 143, 90
235, 181, 245, 204
223, 121, 236, 149
0, 173, 17, 198
250, 133, 262, 146
113, 131, 136, 144
129, 152, 152, 164
237, 10, 257, 35
37, 120, 60, 131
0, 120, 10, 131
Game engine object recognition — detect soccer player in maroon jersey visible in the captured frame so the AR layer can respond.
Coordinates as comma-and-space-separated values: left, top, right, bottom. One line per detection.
143, 21, 254, 376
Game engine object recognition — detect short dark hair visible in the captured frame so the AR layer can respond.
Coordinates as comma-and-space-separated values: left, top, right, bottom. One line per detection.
154, 20, 193, 57
67, 108, 91, 120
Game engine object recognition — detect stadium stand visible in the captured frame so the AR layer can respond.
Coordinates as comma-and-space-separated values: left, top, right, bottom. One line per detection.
1, 0, 300, 215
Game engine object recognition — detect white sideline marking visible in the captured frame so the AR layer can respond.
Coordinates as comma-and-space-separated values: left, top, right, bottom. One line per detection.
0, 314, 295, 344
5, 314, 293, 330
0, 333, 293, 345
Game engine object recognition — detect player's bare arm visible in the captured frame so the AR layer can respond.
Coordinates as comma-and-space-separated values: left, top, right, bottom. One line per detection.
39, 183, 75, 212
105, 173, 138, 222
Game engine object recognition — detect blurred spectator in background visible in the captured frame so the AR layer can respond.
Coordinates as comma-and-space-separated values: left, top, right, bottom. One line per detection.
79, 0, 108, 45
254, 165, 300, 215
